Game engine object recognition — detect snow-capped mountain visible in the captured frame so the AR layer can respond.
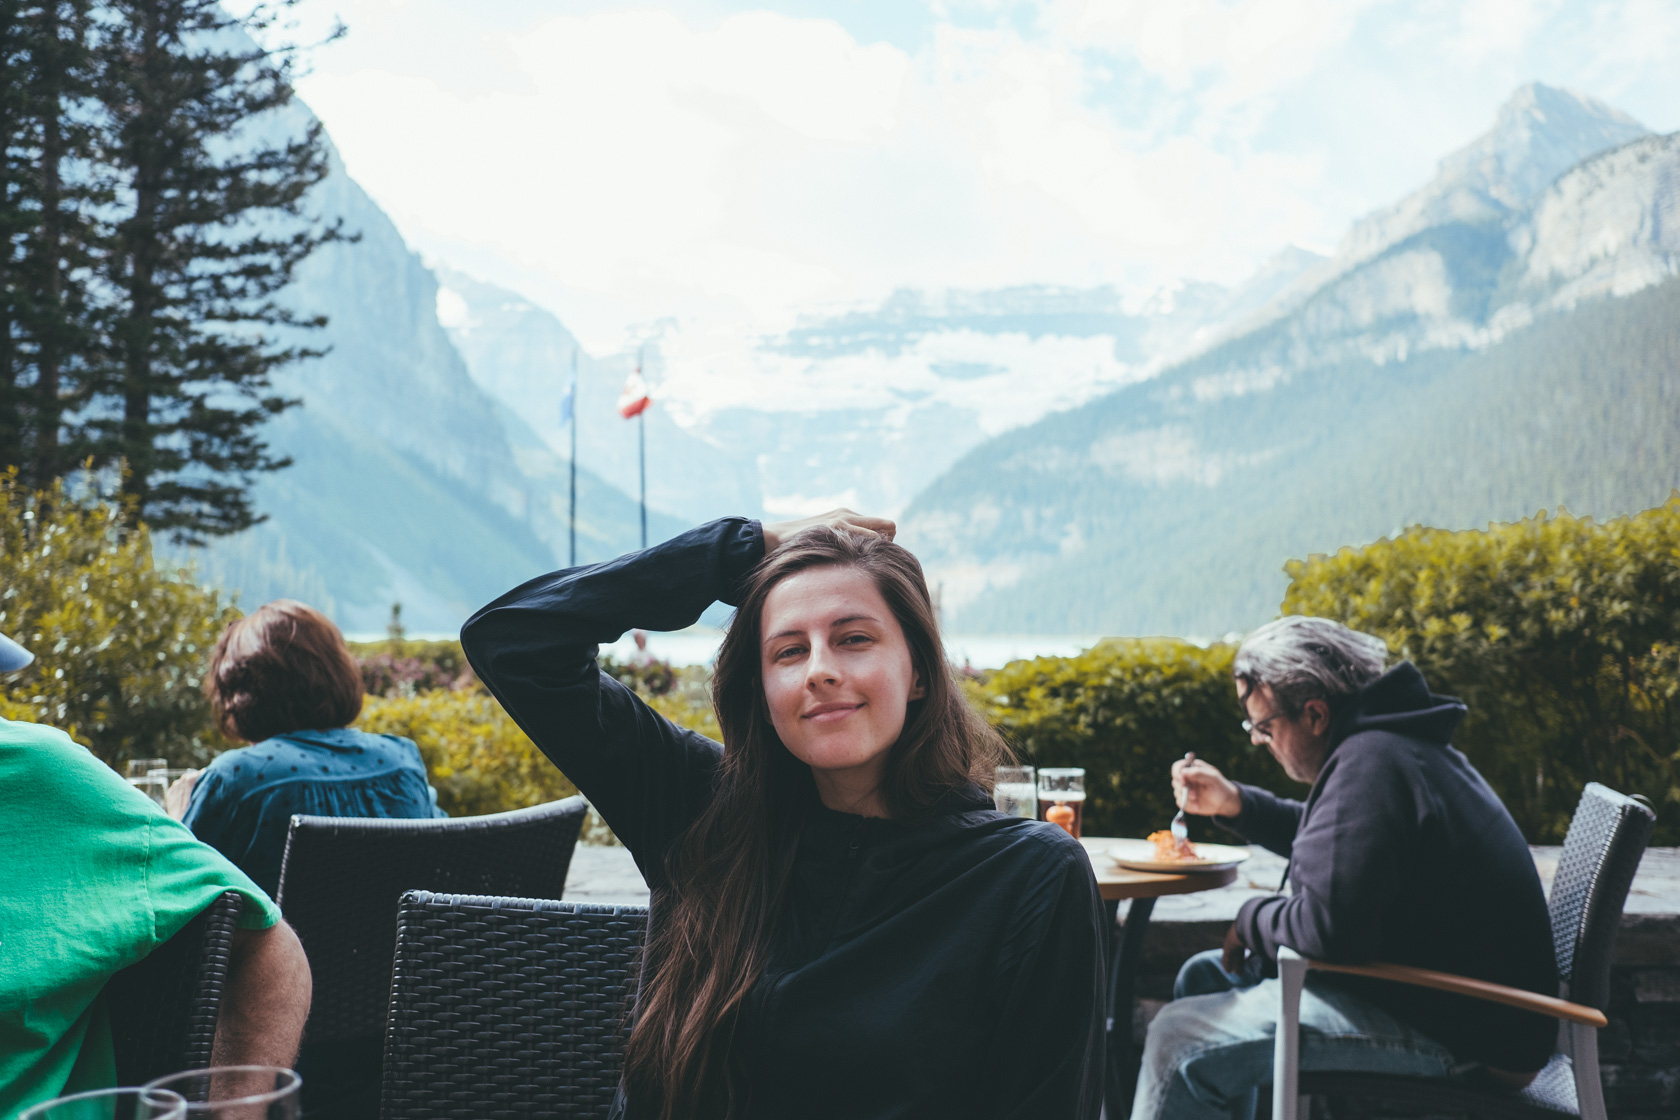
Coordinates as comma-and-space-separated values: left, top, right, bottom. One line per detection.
900, 84, 1680, 635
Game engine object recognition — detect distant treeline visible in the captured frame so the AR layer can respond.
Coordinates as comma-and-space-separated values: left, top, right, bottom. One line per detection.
1, 1, 334, 540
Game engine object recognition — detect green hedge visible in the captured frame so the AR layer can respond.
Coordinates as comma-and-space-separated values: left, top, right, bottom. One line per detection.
1283, 496, 1680, 845
975, 497, 1679, 847
0, 472, 237, 768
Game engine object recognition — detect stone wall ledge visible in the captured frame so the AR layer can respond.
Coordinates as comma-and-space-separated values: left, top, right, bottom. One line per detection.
564, 843, 1680, 926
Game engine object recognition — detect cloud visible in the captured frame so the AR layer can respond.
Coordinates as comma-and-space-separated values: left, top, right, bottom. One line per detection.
287, 0, 1680, 365
297, 4, 1343, 349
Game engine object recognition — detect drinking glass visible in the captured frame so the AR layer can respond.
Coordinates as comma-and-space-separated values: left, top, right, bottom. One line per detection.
1037, 767, 1086, 838
126, 758, 170, 808
992, 765, 1036, 818
20, 1087, 187, 1120
142, 1067, 301, 1120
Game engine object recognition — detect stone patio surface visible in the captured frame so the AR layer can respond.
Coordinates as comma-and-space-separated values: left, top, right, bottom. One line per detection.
565, 842, 1680, 919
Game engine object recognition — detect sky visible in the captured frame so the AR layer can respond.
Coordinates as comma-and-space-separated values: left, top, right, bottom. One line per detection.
268, 0, 1680, 354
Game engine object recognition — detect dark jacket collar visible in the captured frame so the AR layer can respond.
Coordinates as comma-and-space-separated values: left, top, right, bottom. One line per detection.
1329, 660, 1467, 749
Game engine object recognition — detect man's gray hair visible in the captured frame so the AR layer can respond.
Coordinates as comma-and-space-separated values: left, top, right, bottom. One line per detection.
1233, 616, 1388, 715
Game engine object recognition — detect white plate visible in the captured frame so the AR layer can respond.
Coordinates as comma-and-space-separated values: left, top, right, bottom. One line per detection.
1107, 838, 1252, 873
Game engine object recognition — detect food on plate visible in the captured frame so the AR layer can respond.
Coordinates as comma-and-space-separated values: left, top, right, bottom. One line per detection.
1147, 829, 1198, 862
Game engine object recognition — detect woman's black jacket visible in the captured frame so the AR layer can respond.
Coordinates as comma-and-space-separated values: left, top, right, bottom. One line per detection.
460, 517, 1107, 1120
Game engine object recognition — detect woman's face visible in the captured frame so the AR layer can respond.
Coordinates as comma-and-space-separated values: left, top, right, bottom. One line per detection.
759, 565, 924, 793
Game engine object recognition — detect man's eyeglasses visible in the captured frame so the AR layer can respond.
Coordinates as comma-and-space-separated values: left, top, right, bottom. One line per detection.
1242, 712, 1282, 741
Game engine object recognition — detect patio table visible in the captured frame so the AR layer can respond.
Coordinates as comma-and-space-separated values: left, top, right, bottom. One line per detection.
1079, 836, 1240, 1118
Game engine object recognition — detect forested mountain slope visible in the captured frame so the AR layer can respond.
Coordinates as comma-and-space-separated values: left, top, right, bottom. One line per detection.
903, 88, 1680, 635
188, 127, 676, 631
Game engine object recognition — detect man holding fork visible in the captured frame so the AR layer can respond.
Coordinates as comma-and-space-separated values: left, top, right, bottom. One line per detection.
1132, 616, 1557, 1120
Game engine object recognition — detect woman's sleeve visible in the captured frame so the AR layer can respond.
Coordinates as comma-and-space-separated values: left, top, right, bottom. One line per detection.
982, 840, 1107, 1120
460, 518, 764, 870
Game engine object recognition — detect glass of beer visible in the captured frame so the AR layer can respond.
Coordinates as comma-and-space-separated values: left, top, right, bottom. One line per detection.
993, 766, 1036, 818
1037, 767, 1086, 838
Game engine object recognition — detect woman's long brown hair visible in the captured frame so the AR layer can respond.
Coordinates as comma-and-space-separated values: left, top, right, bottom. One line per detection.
620, 525, 1008, 1119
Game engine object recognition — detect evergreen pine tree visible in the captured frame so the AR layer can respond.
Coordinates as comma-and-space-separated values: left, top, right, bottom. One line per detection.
2, 2, 40, 472
15, 0, 107, 488
1, 3, 114, 485
94, 0, 337, 541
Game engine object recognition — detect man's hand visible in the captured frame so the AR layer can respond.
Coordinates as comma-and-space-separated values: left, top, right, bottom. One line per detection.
1221, 921, 1250, 975
763, 508, 896, 553
1172, 756, 1243, 819
164, 769, 199, 820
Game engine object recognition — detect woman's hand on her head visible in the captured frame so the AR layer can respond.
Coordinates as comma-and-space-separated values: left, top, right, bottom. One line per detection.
763, 509, 896, 553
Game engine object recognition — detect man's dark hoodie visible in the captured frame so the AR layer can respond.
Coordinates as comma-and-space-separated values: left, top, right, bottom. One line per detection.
1227, 662, 1558, 1072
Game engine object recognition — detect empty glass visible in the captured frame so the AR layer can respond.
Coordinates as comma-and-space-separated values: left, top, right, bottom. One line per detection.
992, 765, 1036, 818
126, 759, 171, 807
19, 1087, 187, 1120
1037, 767, 1086, 838
142, 1067, 301, 1120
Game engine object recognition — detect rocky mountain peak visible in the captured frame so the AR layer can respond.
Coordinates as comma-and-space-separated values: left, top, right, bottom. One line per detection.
1332, 83, 1648, 273
1444, 82, 1649, 208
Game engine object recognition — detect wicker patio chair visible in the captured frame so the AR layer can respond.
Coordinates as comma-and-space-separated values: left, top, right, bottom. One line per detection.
105, 889, 244, 1087
277, 796, 588, 1118
379, 890, 648, 1120
1271, 781, 1655, 1120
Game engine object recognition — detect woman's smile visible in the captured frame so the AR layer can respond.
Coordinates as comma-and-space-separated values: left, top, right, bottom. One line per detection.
803, 700, 865, 722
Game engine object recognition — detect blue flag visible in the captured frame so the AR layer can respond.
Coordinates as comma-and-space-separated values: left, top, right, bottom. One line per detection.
560, 350, 578, 426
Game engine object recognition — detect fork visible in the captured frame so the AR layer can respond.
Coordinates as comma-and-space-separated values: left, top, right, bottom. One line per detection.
1171, 751, 1196, 843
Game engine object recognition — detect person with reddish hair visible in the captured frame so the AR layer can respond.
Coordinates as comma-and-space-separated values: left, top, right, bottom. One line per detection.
171, 599, 444, 896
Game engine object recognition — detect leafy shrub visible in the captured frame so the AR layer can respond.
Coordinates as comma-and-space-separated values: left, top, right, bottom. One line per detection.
629, 659, 720, 742
1283, 496, 1680, 843
352, 648, 719, 840
970, 638, 1298, 840
357, 688, 577, 817
0, 471, 236, 768
351, 638, 478, 697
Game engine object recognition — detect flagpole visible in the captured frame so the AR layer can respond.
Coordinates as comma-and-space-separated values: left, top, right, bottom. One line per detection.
568, 348, 578, 567
637, 347, 648, 550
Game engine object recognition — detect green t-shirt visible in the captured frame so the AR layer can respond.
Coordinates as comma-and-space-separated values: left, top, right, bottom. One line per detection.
0, 719, 281, 1118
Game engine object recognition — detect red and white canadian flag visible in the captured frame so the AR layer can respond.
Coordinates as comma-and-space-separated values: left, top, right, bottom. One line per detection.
617, 368, 651, 419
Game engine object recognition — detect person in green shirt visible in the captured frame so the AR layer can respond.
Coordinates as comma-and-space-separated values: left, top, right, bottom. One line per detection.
0, 630, 313, 1118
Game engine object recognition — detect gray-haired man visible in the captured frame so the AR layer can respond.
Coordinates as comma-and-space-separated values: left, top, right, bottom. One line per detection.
1132, 617, 1557, 1120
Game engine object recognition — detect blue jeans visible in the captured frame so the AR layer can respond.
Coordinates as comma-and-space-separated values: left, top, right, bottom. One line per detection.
1131, 950, 1456, 1120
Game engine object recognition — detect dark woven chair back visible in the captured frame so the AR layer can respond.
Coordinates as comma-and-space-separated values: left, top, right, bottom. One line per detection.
1546, 782, 1655, 1009
277, 796, 587, 1045
380, 890, 648, 1120
105, 890, 243, 1087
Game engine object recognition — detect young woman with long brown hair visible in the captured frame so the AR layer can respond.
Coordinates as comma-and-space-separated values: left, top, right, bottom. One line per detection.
462, 511, 1106, 1119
